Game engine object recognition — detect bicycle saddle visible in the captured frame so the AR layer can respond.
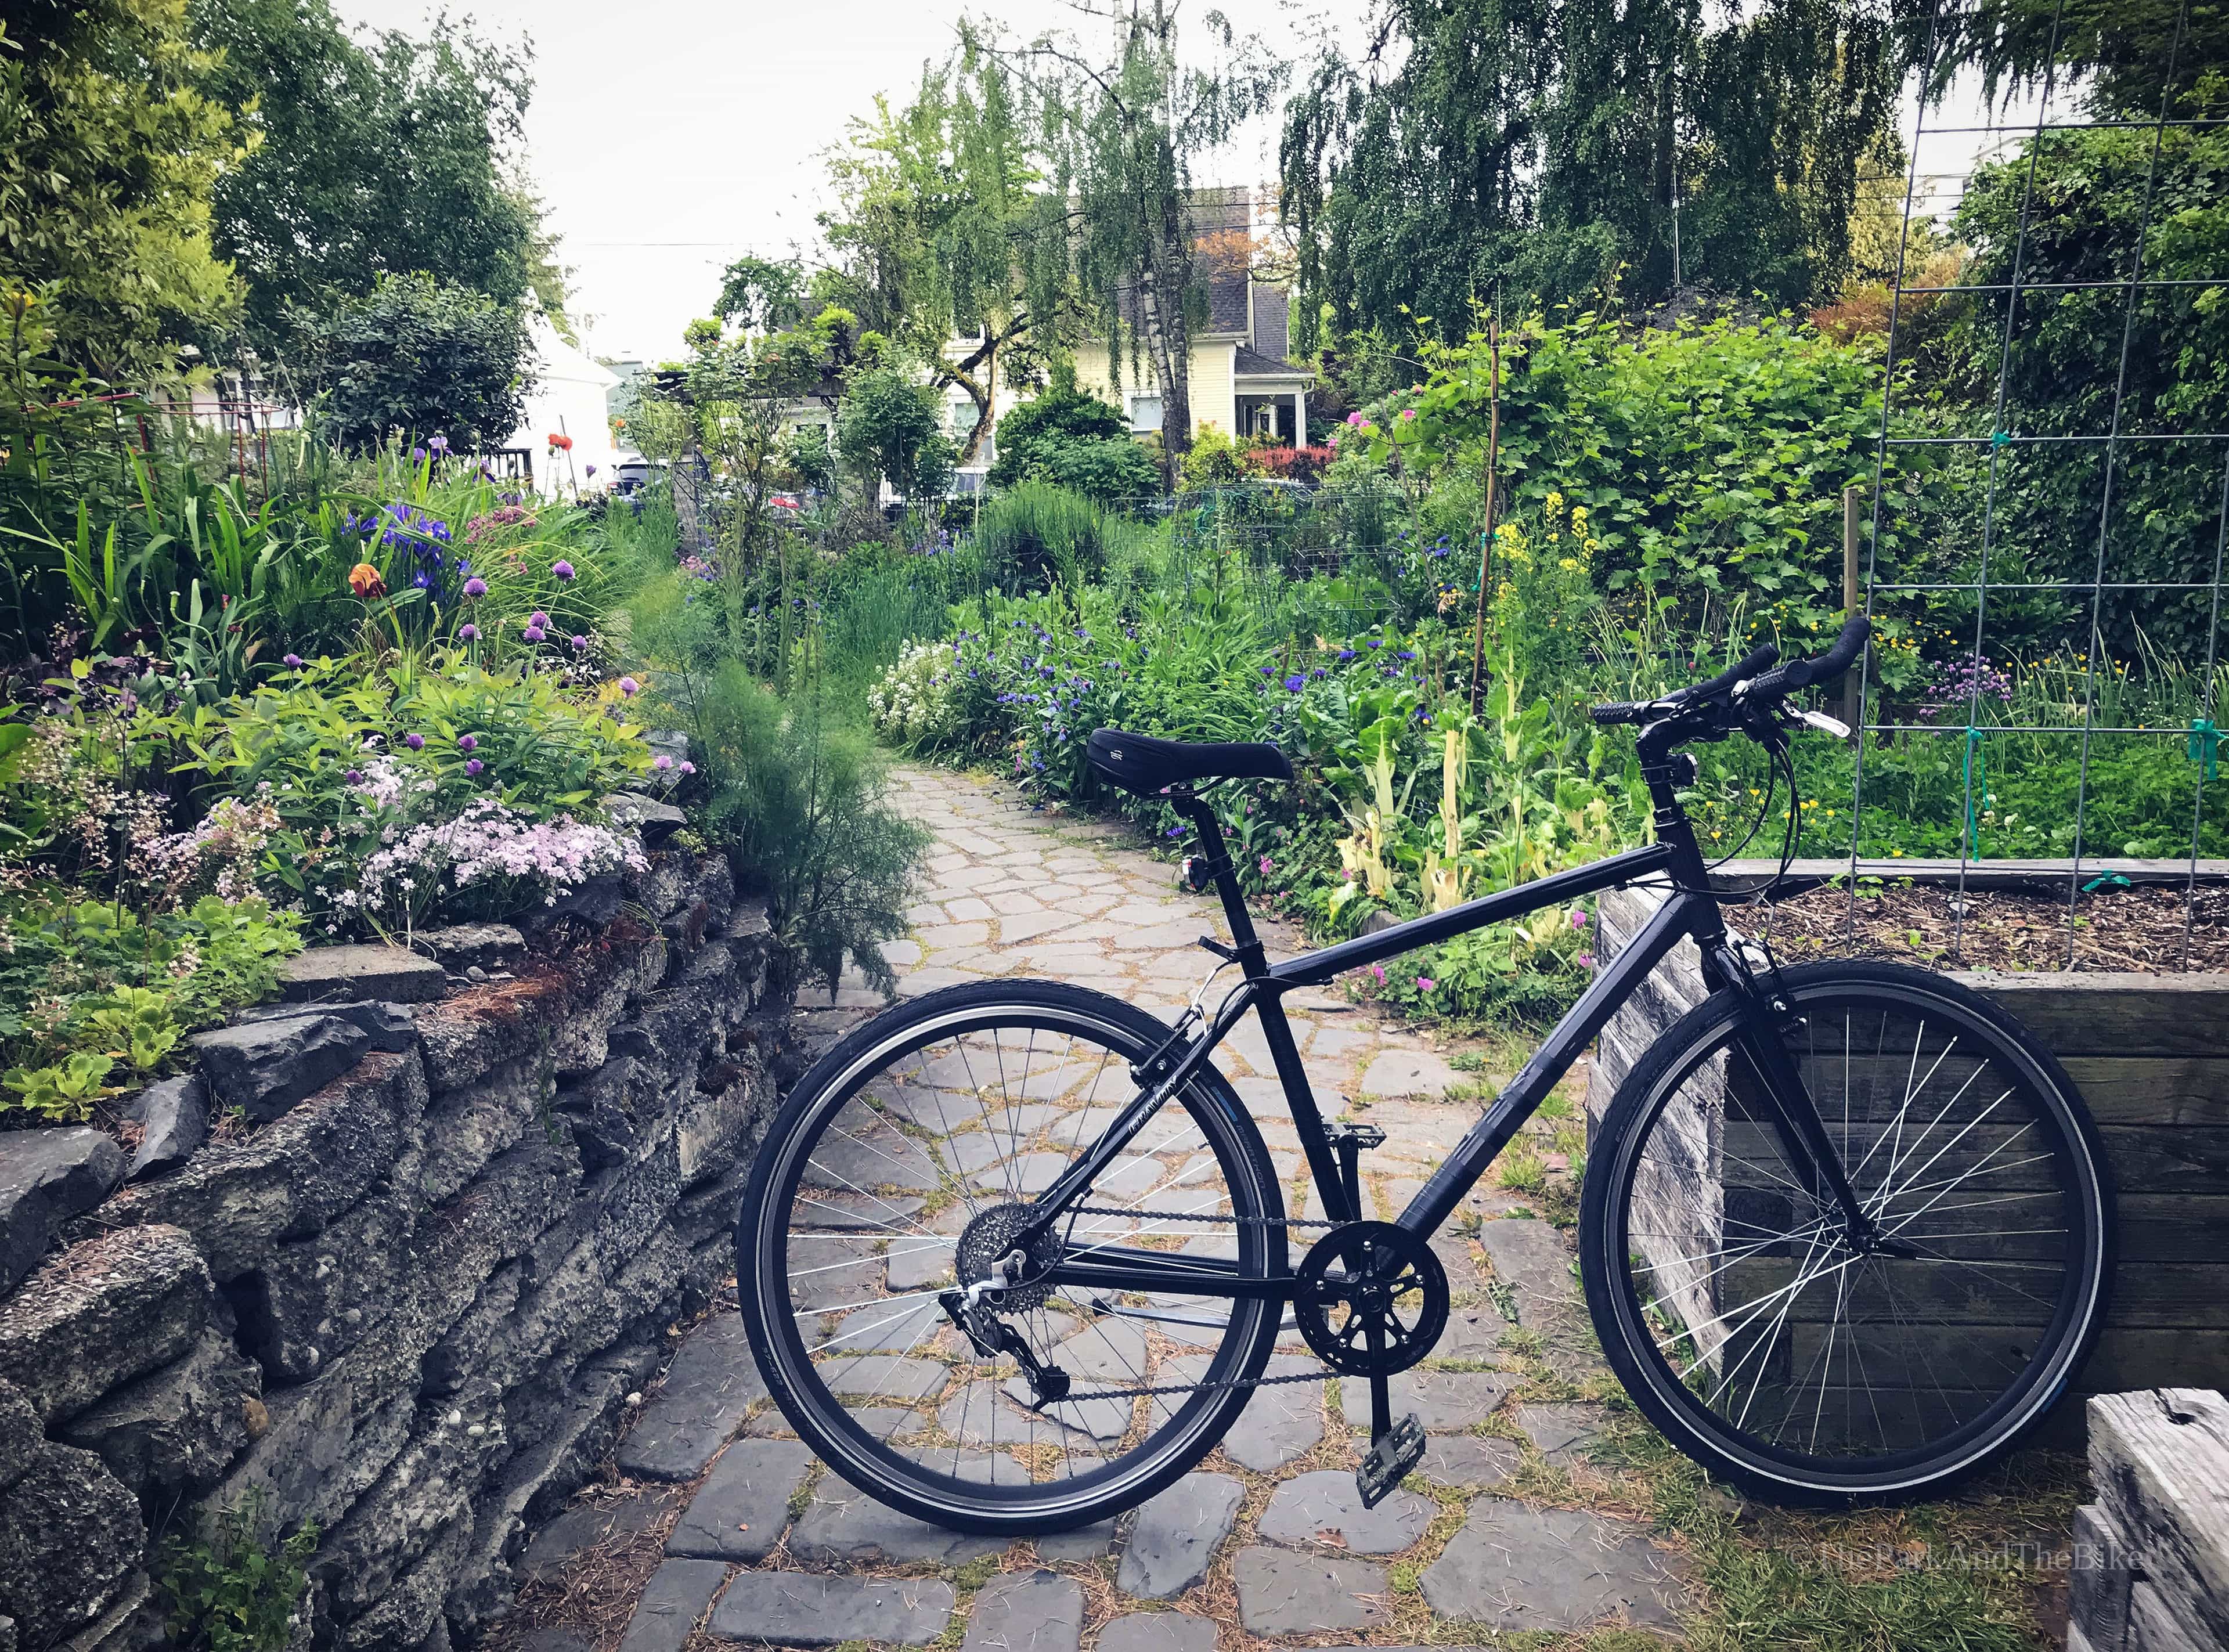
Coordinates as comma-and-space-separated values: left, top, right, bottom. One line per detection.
1086, 728, 1294, 795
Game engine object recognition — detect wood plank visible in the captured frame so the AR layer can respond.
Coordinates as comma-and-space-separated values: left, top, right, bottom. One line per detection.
2079, 1331, 2229, 1396
1949, 975, 2229, 1058
2086, 1389, 2229, 1650
2061, 1059, 2229, 1129
1714, 857, 2229, 892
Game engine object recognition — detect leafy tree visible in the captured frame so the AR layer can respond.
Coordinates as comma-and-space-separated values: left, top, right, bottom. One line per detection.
0, 2, 242, 376
986, 373, 1157, 502
659, 306, 856, 562
837, 364, 960, 507
1279, 0, 1902, 351
715, 254, 811, 333
1013, 2, 1286, 484
818, 46, 1078, 463
302, 274, 534, 452
189, 0, 545, 362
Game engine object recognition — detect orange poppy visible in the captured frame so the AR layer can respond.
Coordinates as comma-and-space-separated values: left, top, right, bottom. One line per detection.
348, 562, 387, 598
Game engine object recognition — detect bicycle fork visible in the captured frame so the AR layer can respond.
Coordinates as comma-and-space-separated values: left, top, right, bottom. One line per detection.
1709, 940, 1907, 1257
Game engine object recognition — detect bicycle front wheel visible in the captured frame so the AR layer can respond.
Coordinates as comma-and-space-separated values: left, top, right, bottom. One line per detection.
1582, 960, 2113, 1503
735, 979, 1286, 1534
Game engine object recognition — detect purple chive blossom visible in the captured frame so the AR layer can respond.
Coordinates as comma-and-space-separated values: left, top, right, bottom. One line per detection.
529, 611, 550, 628
618, 676, 640, 696
457, 734, 478, 752
551, 561, 575, 581
524, 625, 546, 642
459, 623, 481, 640
464, 576, 488, 597
679, 760, 695, 775
653, 754, 673, 771
283, 653, 304, 668
345, 769, 364, 784
572, 634, 589, 651
465, 758, 484, 776
404, 733, 425, 751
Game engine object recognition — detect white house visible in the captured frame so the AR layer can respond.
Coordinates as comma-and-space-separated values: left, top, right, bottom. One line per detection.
505, 322, 622, 494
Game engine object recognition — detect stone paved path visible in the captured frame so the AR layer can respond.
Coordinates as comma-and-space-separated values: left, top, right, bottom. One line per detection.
502, 767, 1693, 1650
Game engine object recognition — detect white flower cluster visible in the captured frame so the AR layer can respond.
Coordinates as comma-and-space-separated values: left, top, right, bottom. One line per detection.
866, 641, 961, 746
355, 798, 647, 922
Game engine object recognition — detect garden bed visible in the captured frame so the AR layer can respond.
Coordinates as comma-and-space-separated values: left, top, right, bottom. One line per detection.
1742, 868, 2229, 974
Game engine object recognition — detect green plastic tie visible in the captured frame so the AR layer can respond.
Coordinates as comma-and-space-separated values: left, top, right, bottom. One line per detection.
2082, 872, 2133, 894
2189, 717, 2220, 781
1961, 727, 1986, 860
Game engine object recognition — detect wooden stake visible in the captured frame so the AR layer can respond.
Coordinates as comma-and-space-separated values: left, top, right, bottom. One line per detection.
1468, 315, 1503, 717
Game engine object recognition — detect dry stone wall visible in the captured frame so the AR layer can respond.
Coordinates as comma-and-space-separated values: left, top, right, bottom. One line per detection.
0, 842, 794, 1652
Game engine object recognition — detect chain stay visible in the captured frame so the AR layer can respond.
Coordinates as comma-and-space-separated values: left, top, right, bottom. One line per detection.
1011, 1203, 1345, 1406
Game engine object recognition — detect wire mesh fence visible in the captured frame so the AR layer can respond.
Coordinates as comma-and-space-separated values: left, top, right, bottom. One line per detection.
1850, 0, 2228, 967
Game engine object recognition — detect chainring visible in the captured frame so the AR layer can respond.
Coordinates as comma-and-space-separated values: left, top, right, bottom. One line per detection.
953, 1202, 1062, 1312
1292, 1220, 1449, 1376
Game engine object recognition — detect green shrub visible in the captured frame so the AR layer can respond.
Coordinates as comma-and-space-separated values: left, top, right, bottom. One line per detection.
158, 1490, 318, 1652
302, 273, 534, 453
987, 377, 1154, 504
655, 666, 926, 991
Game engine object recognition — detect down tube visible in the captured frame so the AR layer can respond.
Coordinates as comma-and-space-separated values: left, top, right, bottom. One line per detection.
1395, 888, 1712, 1239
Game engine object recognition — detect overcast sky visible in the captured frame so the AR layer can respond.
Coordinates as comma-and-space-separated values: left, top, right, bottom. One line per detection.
336, 1, 2028, 363
337, 0, 1347, 362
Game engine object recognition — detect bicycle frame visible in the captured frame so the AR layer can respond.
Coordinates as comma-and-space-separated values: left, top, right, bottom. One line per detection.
1026, 722, 1882, 1304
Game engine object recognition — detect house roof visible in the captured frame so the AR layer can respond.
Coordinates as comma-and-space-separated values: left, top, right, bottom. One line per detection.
1233, 343, 1308, 380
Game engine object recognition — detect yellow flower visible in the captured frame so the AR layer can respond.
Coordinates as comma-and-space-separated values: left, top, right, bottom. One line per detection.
1559, 557, 1577, 571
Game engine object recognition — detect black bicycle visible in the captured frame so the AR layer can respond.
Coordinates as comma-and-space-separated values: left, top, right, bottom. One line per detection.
735, 616, 2114, 1530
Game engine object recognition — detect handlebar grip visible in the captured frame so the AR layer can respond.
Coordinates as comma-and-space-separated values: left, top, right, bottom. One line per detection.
1747, 615, 1871, 699
1589, 700, 1651, 726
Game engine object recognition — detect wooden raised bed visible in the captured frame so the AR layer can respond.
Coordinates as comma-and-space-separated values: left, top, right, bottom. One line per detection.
1588, 874, 2229, 1411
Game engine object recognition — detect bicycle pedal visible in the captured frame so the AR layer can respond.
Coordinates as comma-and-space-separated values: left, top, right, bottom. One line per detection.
1354, 1413, 1426, 1508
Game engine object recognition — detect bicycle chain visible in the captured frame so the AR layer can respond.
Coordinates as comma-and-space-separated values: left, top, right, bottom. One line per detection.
1020, 1203, 1345, 1404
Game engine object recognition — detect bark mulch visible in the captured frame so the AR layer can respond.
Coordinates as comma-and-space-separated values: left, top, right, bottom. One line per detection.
1740, 878, 2229, 973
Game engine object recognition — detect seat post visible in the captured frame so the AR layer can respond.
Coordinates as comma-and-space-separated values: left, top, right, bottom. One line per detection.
1176, 792, 1266, 967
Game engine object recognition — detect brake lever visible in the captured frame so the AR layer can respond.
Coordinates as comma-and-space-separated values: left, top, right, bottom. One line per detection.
1792, 708, 1851, 740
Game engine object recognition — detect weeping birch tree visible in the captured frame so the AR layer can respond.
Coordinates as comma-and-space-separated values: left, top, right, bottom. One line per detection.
1008, 2, 1285, 488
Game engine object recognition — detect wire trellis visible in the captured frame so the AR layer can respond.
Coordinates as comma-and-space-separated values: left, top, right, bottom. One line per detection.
1851, 0, 2227, 968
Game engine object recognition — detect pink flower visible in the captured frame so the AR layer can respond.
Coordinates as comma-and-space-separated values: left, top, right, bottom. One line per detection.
1571, 906, 1589, 930
1577, 953, 1596, 970
1258, 854, 1274, 876
1369, 964, 1384, 985
618, 676, 640, 696
1398, 407, 1416, 420
1415, 975, 1435, 992
653, 754, 673, 771
679, 760, 695, 775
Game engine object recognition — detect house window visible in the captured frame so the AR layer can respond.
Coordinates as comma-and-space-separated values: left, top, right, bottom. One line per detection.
949, 397, 976, 438
1130, 394, 1164, 432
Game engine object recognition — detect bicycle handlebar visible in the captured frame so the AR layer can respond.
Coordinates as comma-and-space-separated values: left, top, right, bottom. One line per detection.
1588, 618, 1869, 728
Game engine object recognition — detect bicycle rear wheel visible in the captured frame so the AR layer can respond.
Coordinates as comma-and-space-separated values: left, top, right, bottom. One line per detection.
1582, 960, 2112, 1503
735, 979, 1286, 1534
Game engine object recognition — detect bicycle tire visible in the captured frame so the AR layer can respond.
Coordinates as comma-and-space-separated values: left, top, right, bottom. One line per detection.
735, 978, 1286, 1534
1580, 960, 2113, 1504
